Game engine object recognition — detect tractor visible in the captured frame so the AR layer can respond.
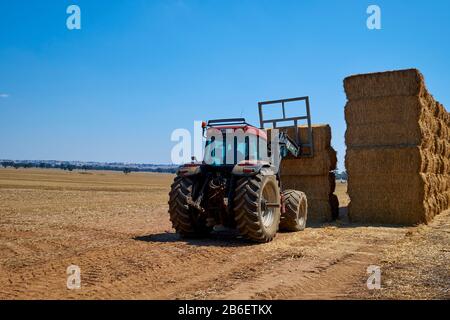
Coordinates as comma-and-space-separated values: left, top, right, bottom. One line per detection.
168, 96, 314, 242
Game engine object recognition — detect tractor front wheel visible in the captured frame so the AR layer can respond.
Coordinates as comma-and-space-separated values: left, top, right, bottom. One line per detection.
233, 174, 281, 242
279, 190, 307, 231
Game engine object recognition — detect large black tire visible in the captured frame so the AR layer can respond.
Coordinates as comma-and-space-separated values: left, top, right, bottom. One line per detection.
279, 190, 307, 231
168, 176, 210, 238
233, 174, 281, 243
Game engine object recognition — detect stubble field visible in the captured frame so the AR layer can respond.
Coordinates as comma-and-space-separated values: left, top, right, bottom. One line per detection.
0, 168, 448, 299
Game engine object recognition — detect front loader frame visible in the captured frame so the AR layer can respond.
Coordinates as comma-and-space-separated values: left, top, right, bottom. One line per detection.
258, 96, 314, 157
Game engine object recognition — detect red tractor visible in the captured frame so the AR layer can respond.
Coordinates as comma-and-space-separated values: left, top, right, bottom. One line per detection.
168, 97, 314, 242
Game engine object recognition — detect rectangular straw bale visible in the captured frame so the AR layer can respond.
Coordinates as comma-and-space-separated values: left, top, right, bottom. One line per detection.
347, 165, 450, 224
346, 173, 450, 203
344, 69, 426, 100
281, 173, 336, 200
345, 95, 428, 126
345, 119, 448, 149
344, 95, 437, 147
346, 146, 450, 175
267, 124, 332, 152
280, 148, 337, 176
307, 195, 339, 223
348, 189, 450, 225
345, 123, 424, 148
345, 96, 449, 148
348, 197, 427, 225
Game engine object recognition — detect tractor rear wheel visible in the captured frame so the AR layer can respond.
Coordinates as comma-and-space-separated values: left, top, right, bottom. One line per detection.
168, 175, 210, 238
233, 174, 281, 242
279, 190, 307, 231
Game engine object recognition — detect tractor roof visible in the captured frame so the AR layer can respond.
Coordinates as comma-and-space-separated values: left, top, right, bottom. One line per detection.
207, 125, 267, 140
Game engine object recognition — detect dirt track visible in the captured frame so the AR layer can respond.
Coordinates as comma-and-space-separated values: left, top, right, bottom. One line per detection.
0, 169, 448, 299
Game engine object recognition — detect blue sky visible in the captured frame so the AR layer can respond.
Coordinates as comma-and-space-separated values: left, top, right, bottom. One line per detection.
1, 0, 449, 170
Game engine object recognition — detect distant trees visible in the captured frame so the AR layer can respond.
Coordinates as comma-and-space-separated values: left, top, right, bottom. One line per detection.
1, 161, 14, 168
61, 164, 75, 171
1, 161, 33, 169
335, 171, 348, 181
0, 160, 177, 174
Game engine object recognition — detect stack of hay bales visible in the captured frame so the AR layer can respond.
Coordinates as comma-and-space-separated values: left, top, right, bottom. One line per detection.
344, 69, 450, 224
271, 125, 339, 222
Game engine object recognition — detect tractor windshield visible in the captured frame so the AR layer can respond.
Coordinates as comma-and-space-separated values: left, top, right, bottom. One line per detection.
204, 132, 261, 165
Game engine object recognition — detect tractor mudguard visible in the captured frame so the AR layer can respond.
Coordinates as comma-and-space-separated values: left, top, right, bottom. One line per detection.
176, 163, 201, 177
231, 160, 277, 177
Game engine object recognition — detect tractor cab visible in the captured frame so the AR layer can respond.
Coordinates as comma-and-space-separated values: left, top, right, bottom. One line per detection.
202, 119, 267, 166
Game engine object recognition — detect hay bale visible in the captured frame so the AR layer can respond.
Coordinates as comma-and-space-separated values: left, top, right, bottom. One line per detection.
307, 197, 339, 223
345, 95, 431, 126
348, 188, 450, 225
268, 124, 338, 222
346, 118, 450, 150
347, 172, 442, 224
267, 124, 332, 152
280, 148, 337, 176
282, 173, 338, 222
347, 170, 450, 225
282, 173, 335, 200
344, 68, 450, 225
347, 173, 450, 204
344, 69, 426, 100
348, 197, 426, 225
345, 146, 450, 175
344, 95, 439, 147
